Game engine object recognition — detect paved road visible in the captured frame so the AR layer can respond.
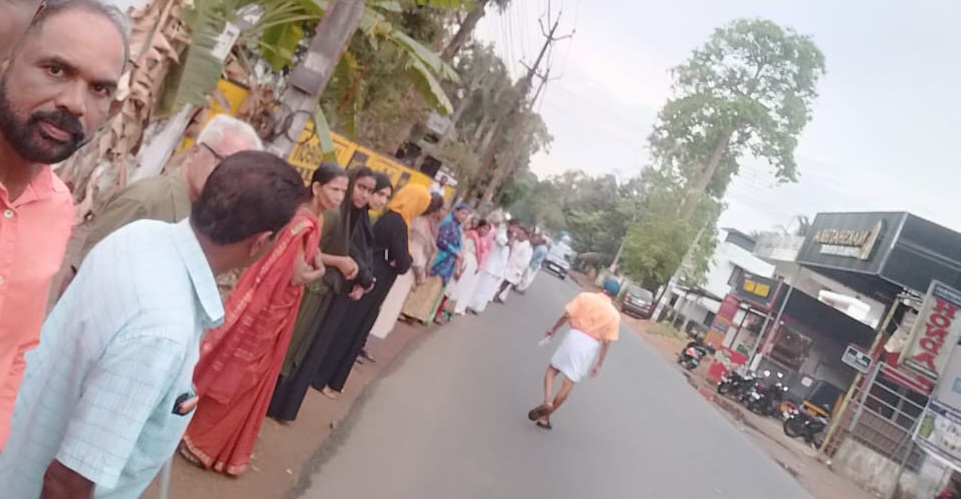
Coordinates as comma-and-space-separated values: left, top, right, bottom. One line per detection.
296, 276, 811, 499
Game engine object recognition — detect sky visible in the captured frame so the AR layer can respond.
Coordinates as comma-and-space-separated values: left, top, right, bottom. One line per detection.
474, 0, 961, 234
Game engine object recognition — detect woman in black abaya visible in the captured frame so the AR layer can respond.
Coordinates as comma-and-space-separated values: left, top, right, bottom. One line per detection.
267, 166, 377, 422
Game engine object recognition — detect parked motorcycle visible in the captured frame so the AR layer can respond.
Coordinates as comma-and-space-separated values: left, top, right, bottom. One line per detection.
783, 405, 830, 447
677, 343, 709, 370
745, 371, 789, 417
717, 369, 757, 401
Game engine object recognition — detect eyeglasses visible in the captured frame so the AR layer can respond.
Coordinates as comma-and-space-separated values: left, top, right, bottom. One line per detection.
199, 142, 225, 161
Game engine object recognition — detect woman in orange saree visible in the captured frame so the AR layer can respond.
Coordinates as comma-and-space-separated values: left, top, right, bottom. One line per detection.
179, 163, 348, 476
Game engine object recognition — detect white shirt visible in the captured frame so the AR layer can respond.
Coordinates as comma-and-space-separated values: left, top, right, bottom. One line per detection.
0, 219, 224, 499
482, 225, 511, 278
506, 240, 533, 281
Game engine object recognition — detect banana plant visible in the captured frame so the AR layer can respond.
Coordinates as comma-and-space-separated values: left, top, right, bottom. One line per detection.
255, 0, 461, 113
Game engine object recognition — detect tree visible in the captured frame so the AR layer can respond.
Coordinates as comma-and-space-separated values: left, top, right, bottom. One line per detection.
649, 18, 826, 218
55, 0, 464, 219
440, 0, 511, 62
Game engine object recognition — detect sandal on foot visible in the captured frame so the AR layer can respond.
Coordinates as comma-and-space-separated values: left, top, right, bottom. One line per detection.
535, 420, 553, 430
527, 404, 552, 421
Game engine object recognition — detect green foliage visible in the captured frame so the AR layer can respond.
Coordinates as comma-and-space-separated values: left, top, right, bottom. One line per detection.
621, 18, 825, 290
158, 1, 228, 115
650, 18, 826, 209
508, 171, 642, 260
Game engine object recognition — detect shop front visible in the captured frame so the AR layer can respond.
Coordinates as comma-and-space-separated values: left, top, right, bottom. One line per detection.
794, 211, 961, 496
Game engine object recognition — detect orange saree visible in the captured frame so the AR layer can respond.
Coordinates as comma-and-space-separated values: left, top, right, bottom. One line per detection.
181, 207, 320, 475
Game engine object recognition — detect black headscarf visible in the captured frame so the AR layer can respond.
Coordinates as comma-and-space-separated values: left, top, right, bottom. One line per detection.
321, 166, 375, 256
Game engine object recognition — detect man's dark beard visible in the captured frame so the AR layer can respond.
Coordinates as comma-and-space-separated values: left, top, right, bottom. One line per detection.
0, 77, 87, 164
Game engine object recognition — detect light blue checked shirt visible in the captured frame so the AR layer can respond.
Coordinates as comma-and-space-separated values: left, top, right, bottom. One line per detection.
0, 219, 224, 499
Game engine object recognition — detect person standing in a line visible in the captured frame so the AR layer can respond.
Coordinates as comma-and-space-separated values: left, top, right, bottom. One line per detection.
495, 226, 532, 303
528, 279, 622, 430
516, 233, 549, 294
314, 184, 432, 398
0, 0, 128, 450
179, 163, 348, 476
466, 214, 511, 314
80, 114, 263, 260
267, 167, 376, 420
449, 219, 491, 316
0, 151, 306, 499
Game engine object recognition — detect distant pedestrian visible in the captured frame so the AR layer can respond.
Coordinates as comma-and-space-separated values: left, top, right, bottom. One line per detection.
495, 226, 532, 303
516, 234, 549, 294
0, 151, 306, 499
465, 213, 510, 314
528, 279, 622, 430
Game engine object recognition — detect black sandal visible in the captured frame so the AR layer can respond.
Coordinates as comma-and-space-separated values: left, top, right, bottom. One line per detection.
527, 404, 552, 421
535, 420, 553, 430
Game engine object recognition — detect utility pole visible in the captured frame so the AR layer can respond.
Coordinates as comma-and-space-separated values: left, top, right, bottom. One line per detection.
266, 0, 366, 158
480, 67, 553, 204
468, 8, 573, 207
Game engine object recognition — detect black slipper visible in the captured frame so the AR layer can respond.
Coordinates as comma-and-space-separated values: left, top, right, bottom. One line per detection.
527, 404, 552, 421
535, 420, 552, 430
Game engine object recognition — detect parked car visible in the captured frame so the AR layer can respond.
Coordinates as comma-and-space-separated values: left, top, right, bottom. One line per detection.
621, 285, 655, 318
542, 241, 574, 280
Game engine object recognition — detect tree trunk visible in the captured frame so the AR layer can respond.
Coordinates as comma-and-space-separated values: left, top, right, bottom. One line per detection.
441, 0, 489, 62
267, 0, 366, 158
680, 127, 733, 219
471, 113, 493, 146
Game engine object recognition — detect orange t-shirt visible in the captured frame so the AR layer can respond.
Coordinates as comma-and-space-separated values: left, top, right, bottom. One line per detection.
565, 292, 621, 342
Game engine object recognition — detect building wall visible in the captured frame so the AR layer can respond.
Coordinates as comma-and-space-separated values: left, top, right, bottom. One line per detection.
834, 439, 945, 499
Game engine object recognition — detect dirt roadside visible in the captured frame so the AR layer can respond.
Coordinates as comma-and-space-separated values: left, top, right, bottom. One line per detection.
143, 319, 436, 499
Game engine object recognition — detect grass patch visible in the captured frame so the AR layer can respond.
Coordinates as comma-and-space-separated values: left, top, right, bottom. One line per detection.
648, 322, 689, 341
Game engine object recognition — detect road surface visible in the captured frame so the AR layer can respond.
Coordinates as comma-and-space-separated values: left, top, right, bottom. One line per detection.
294, 275, 811, 499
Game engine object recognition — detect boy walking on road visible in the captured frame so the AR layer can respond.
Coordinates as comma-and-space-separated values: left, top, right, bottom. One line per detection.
528, 279, 622, 430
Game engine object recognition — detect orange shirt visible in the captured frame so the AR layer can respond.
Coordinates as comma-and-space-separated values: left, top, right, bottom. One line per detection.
565, 292, 621, 342
0, 166, 73, 448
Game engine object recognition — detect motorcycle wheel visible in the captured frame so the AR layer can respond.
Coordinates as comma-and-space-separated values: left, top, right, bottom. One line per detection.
718, 382, 733, 396
812, 430, 826, 448
783, 417, 804, 439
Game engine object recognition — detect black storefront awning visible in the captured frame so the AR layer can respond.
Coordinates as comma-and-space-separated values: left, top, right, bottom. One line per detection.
796, 212, 961, 303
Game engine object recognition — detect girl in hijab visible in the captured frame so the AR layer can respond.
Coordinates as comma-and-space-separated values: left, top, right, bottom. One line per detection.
367, 172, 393, 222
312, 184, 432, 399
368, 193, 445, 339
180, 163, 348, 475
268, 166, 377, 422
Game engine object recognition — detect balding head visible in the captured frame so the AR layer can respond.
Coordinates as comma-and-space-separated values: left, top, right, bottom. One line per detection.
0, 0, 127, 166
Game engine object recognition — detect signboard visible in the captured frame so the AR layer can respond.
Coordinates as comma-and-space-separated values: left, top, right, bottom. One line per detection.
901, 281, 961, 379
704, 295, 739, 348
912, 346, 961, 471
812, 220, 883, 261
841, 344, 872, 374
733, 273, 780, 311
915, 399, 961, 472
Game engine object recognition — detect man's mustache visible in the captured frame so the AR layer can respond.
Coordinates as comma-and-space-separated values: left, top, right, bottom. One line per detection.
29, 110, 85, 142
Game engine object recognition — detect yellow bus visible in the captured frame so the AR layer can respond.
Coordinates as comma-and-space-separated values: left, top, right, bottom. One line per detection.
183, 79, 451, 198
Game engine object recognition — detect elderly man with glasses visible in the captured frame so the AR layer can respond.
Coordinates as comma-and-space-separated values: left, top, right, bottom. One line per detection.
79, 114, 263, 261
